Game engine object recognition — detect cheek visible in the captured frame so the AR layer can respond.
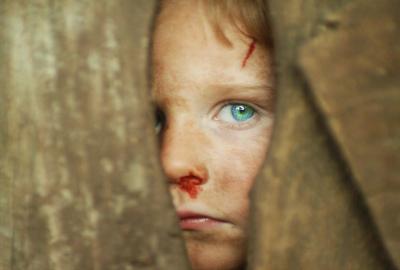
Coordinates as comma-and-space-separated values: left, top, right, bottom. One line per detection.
209, 129, 271, 216
214, 127, 271, 182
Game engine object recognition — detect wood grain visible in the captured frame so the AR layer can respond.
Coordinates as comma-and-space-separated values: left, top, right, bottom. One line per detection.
249, 0, 398, 269
0, 1, 189, 269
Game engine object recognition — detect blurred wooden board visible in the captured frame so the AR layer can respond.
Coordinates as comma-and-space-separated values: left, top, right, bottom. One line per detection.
249, 0, 398, 269
299, 0, 400, 267
0, 1, 190, 269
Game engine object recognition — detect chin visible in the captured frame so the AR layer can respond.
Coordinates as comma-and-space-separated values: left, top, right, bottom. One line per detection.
184, 232, 246, 270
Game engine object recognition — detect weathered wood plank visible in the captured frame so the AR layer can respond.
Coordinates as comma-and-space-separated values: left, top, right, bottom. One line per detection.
249, 0, 397, 269
299, 0, 400, 267
0, 1, 190, 269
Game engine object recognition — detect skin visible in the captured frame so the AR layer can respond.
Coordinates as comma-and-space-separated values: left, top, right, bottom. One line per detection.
152, 1, 274, 269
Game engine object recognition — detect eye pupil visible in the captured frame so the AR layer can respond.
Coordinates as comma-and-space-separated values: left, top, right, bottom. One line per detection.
231, 104, 254, 122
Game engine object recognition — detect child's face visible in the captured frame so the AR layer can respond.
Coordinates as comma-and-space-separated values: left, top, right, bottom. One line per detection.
152, 1, 274, 270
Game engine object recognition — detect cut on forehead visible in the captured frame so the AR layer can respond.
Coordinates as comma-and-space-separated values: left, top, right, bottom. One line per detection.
158, 0, 273, 48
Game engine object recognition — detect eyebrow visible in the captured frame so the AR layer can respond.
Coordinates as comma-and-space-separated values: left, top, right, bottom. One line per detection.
207, 83, 275, 109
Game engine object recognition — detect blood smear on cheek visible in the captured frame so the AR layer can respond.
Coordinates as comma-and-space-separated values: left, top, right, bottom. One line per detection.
178, 177, 202, 199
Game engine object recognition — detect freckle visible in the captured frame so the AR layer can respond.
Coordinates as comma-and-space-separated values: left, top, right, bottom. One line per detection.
241, 39, 257, 68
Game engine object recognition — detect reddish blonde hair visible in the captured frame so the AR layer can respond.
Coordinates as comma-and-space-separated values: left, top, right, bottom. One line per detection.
158, 0, 273, 48
201, 0, 272, 48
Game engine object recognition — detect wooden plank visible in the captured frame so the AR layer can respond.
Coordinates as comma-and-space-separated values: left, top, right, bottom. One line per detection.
299, 0, 400, 267
0, 1, 190, 269
248, 0, 396, 269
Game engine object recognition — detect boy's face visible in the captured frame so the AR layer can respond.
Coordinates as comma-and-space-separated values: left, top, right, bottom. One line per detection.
152, 1, 274, 270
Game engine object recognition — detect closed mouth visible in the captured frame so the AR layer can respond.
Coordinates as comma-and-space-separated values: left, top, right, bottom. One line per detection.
177, 211, 227, 230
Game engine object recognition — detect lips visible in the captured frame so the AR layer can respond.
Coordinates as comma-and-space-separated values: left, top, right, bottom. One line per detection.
177, 210, 226, 230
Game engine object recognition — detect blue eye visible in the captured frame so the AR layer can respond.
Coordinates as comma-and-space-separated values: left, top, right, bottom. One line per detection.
218, 103, 256, 123
231, 104, 255, 121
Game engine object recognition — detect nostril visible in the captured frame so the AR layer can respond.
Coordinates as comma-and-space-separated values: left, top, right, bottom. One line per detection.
178, 175, 203, 199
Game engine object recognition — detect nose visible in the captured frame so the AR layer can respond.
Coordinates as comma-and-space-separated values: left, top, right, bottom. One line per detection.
160, 121, 209, 185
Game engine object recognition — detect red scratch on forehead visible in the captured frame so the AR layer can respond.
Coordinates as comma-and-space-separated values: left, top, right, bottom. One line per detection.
241, 39, 257, 68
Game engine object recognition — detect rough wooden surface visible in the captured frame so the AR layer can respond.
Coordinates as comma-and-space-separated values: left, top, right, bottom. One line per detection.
249, 0, 398, 269
0, 1, 189, 269
299, 0, 400, 267
1, 1, 399, 270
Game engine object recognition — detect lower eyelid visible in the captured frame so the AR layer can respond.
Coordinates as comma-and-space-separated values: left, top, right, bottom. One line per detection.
216, 113, 261, 130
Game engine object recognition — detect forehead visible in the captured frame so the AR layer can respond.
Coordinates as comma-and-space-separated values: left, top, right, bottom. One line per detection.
154, 2, 237, 61
152, 1, 270, 97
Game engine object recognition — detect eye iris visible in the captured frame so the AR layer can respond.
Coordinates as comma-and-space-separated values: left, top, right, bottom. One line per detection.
231, 104, 254, 121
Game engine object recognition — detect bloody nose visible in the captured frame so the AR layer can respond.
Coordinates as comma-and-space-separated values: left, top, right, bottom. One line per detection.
178, 176, 202, 199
